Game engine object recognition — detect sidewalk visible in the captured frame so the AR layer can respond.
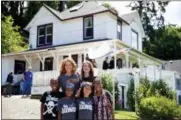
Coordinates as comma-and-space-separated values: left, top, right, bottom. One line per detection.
2, 95, 40, 119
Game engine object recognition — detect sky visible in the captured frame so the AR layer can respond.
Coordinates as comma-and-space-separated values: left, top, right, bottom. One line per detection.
103, 1, 181, 26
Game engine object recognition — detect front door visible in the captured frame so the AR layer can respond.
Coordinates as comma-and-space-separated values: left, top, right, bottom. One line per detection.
14, 60, 26, 74
121, 86, 125, 108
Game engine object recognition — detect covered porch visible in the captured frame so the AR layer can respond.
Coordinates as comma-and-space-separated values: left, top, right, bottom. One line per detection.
2, 39, 162, 91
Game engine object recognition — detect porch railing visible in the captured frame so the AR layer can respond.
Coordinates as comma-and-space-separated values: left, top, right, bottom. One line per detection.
33, 70, 59, 86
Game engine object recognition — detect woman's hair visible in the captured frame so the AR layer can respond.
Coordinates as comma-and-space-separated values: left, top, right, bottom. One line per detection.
81, 61, 94, 79
80, 85, 93, 98
60, 57, 77, 75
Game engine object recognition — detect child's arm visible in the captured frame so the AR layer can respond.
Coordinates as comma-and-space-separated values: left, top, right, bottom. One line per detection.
40, 103, 44, 120
58, 112, 61, 120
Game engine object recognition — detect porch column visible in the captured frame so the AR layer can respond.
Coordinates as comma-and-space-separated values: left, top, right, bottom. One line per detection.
84, 48, 86, 62
24, 55, 32, 68
137, 55, 141, 68
37, 53, 45, 71
153, 62, 156, 81
125, 53, 129, 68
56, 54, 59, 70
78, 53, 82, 69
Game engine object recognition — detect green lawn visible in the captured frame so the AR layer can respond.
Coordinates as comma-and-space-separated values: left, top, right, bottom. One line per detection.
115, 110, 139, 119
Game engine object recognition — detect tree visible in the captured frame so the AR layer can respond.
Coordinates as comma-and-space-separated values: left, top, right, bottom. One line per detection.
129, 1, 169, 40
2, 16, 28, 54
24, 1, 59, 26
127, 78, 135, 111
67, 1, 81, 8
143, 26, 181, 60
1, 1, 26, 29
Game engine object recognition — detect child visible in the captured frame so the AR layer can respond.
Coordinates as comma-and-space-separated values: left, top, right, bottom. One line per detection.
57, 82, 77, 120
77, 82, 93, 120
40, 79, 64, 120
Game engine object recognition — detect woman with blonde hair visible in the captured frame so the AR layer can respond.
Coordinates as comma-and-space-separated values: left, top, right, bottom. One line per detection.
58, 57, 80, 94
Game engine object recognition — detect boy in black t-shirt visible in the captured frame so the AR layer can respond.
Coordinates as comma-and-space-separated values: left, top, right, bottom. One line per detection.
40, 78, 64, 120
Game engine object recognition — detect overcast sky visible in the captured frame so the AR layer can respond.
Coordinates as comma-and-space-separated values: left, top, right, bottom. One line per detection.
103, 1, 181, 26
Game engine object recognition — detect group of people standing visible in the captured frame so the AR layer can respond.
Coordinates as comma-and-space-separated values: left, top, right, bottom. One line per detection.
40, 57, 114, 120
4, 67, 33, 98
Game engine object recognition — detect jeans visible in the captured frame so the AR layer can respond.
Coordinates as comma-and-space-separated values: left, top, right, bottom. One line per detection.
5, 83, 12, 96
22, 82, 32, 95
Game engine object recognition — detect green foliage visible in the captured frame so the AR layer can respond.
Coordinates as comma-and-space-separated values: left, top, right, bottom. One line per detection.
129, 1, 169, 38
115, 80, 121, 110
67, 1, 81, 8
143, 26, 181, 60
127, 78, 135, 111
24, 1, 59, 26
139, 96, 181, 120
100, 72, 121, 110
2, 16, 28, 54
135, 78, 178, 119
100, 71, 113, 94
136, 78, 175, 106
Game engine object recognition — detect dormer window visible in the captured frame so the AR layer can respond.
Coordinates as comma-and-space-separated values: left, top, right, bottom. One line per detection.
131, 29, 139, 49
37, 23, 53, 47
83, 16, 93, 40
117, 20, 122, 40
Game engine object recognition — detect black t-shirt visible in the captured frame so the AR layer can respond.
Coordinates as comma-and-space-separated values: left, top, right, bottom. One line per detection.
40, 91, 65, 120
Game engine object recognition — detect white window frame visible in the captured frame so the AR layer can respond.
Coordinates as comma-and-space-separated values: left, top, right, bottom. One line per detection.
38, 26, 45, 46
45, 25, 53, 44
84, 16, 93, 39
131, 29, 139, 50
117, 21, 122, 40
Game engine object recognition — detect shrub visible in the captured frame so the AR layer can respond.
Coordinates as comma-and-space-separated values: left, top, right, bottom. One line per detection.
127, 78, 135, 111
136, 78, 176, 115
100, 71, 120, 109
139, 96, 179, 120
174, 106, 181, 119
100, 71, 113, 94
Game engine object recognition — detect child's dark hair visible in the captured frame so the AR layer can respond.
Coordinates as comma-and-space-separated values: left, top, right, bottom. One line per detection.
80, 85, 93, 98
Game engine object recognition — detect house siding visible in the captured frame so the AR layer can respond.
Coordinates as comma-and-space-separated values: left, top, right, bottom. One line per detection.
28, 8, 120, 49
130, 21, 143, 52
122, 22, 131, 46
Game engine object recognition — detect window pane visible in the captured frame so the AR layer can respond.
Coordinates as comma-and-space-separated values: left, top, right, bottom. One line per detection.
46, 35, 52, 44
117, 32, 121, 40
86, 28, 93, 37
14, 60, 26, 74
46, 25, 52, 34
131, 31, 138, 49
39, 27, 45, 36
39, 36, 45, 45
117, 24, 121, 32
85, 17, 92, 27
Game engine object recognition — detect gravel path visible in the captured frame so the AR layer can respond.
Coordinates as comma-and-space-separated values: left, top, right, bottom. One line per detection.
2, 96, 40, 119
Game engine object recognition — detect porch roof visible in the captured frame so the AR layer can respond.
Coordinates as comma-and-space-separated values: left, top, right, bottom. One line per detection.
2, 39, 163, 65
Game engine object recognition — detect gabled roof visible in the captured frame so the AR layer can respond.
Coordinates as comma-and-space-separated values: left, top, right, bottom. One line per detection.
25, 1, 129, 30
121, 11, 145, 37
166, 60, 181, 73
121, 11, 138, 23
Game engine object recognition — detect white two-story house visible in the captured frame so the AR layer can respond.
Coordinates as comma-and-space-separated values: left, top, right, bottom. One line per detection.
4, 1, 180, 108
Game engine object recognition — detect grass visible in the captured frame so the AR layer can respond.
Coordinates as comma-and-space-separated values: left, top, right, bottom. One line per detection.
115, 110, 139, 119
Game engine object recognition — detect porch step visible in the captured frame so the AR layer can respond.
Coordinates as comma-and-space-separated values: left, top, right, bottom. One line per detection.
31, 86, 51, 95
30, 94, 42, 99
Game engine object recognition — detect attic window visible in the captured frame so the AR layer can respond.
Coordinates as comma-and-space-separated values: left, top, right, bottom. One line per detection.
37, 23, 53, 47
83, 16, 93, 40
69, 3, 83, 12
